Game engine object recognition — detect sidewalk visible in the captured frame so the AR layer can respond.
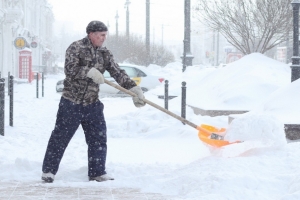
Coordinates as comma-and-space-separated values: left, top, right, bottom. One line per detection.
0, 181, 179, 200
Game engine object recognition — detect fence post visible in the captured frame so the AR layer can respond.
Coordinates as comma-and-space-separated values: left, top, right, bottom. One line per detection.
36, 72, 39, 98
9, 75, 13, 127
0, 78, 5, 136
42, 72, 44, 97
181, 81, 186, 124
164, 80, 169, 110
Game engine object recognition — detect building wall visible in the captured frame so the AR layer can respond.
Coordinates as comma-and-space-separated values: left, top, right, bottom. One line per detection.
0, 0, 54, 79
191, 20, 231, 66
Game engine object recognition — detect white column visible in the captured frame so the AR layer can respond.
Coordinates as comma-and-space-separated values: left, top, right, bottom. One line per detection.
2, 24, 13, 77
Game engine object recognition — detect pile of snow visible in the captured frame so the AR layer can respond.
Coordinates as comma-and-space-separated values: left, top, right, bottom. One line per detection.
216, 114, 287, 157
151, 53, 290, 111
225, 114, 286, 146
240, 78, 300, 124
188, 53, 290, 110
149, 62, 217, 97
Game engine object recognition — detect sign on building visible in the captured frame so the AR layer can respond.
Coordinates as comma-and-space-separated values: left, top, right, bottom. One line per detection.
30, 41, 38, 48
226, 53, 243, 64
276, 47, 287, 63
14, 37, 27, 50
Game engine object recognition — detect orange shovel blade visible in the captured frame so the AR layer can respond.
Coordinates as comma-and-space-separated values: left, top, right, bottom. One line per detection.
197, 124, 235, 148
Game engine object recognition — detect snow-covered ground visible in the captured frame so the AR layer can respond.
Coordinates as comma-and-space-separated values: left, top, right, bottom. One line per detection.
1, 53, 300, 199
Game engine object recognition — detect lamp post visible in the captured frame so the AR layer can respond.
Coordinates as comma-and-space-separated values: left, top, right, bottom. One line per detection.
146, 0, 150, 66
115, 10, 119, 40
183, 39, 187, 72
125, 0, 131, 39
115, 10, 119, 60
182, 0, 194, 67
291, 0, 300, 82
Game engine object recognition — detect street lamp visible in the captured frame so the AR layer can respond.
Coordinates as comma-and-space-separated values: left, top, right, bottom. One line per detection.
183, 0, 194, 67
182, 39, 187, 72
124, 0, 131, 39
291, 0, 300, 82
115, 10, 119, 40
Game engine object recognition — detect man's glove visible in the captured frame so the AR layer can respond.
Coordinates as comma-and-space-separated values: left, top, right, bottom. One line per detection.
129, 86, 146, 107
87, 68, 104, 84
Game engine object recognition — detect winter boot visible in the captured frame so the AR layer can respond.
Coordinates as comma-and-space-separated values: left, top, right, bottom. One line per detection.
89, 174, 114, 182
41, 172, 55, 183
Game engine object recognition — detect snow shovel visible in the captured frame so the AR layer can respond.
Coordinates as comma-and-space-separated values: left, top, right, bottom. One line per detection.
104, 79, 237, 147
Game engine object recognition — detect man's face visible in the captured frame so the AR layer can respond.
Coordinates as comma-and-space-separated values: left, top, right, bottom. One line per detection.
89, 31, 107, 47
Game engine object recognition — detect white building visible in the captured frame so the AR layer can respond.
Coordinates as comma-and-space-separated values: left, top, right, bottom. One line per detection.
191, 19, 231, 66
0, 0, 54, 81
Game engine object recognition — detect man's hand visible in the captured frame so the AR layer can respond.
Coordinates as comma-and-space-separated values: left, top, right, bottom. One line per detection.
87, 68, 104, 84
129, 86, 146, 107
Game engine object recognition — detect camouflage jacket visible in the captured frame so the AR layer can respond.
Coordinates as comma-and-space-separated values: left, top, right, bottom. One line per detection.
62, 36, 136, 105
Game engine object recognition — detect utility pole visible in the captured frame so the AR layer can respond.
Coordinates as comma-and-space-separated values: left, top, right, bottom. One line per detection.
183, 0, 194, 67
125, 0, 131, 39
115, 10, 119, 40
146, 0, 150, 66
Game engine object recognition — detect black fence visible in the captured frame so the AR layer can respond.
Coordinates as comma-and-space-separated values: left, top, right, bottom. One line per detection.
0, 72, 45, 136
162, 80, 187, 124
0, 75, 14, 136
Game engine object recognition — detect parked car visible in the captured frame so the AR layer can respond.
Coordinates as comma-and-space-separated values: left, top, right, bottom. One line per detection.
56, 80, 64, 92
56, 64, 165, 96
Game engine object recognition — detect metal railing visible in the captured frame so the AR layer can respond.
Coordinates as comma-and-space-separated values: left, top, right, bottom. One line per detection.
163, 80, 187, 124
0, 74, 15, 136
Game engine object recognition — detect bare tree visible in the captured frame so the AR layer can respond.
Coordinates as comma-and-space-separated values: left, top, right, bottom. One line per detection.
105, 34, 175, 66
193, 0, 292, 55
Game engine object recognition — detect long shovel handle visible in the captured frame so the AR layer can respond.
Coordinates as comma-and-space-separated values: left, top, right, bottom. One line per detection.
104, 79, 205, 132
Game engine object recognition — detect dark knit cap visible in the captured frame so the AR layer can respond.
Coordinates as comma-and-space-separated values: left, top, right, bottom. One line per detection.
86, 21, 108, 34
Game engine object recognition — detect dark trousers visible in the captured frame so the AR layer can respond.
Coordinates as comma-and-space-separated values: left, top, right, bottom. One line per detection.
42, 97, 107, 177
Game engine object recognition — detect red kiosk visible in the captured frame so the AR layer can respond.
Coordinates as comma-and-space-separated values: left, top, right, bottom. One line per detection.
19, 48, 33, 83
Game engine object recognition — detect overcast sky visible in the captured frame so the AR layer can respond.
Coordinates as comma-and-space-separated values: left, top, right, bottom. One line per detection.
47, 0, 186, 45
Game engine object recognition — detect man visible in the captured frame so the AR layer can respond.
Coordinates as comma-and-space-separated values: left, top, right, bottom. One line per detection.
41, 20, 145, 183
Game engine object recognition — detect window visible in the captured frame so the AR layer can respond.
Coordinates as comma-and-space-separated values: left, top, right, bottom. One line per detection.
103, 66, 137, 78
121, 66, 136, 77
136, 69, 146, 77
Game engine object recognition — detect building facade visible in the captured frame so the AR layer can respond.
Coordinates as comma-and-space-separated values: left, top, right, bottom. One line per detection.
0, 0, 54, 81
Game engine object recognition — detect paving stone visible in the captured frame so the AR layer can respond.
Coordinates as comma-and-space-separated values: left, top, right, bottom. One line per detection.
13, 185, 47, 196
79, 196, 112, 200
112, 193, 147, 199
0, 182, 177, 199
45, 196, 79, 200
46, 187, 78, 196
0, 188, 14, 198
111, 187, 140, 193
79, 187, 111, 196
145, 193, 177, 200
8, 196, 44, 200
